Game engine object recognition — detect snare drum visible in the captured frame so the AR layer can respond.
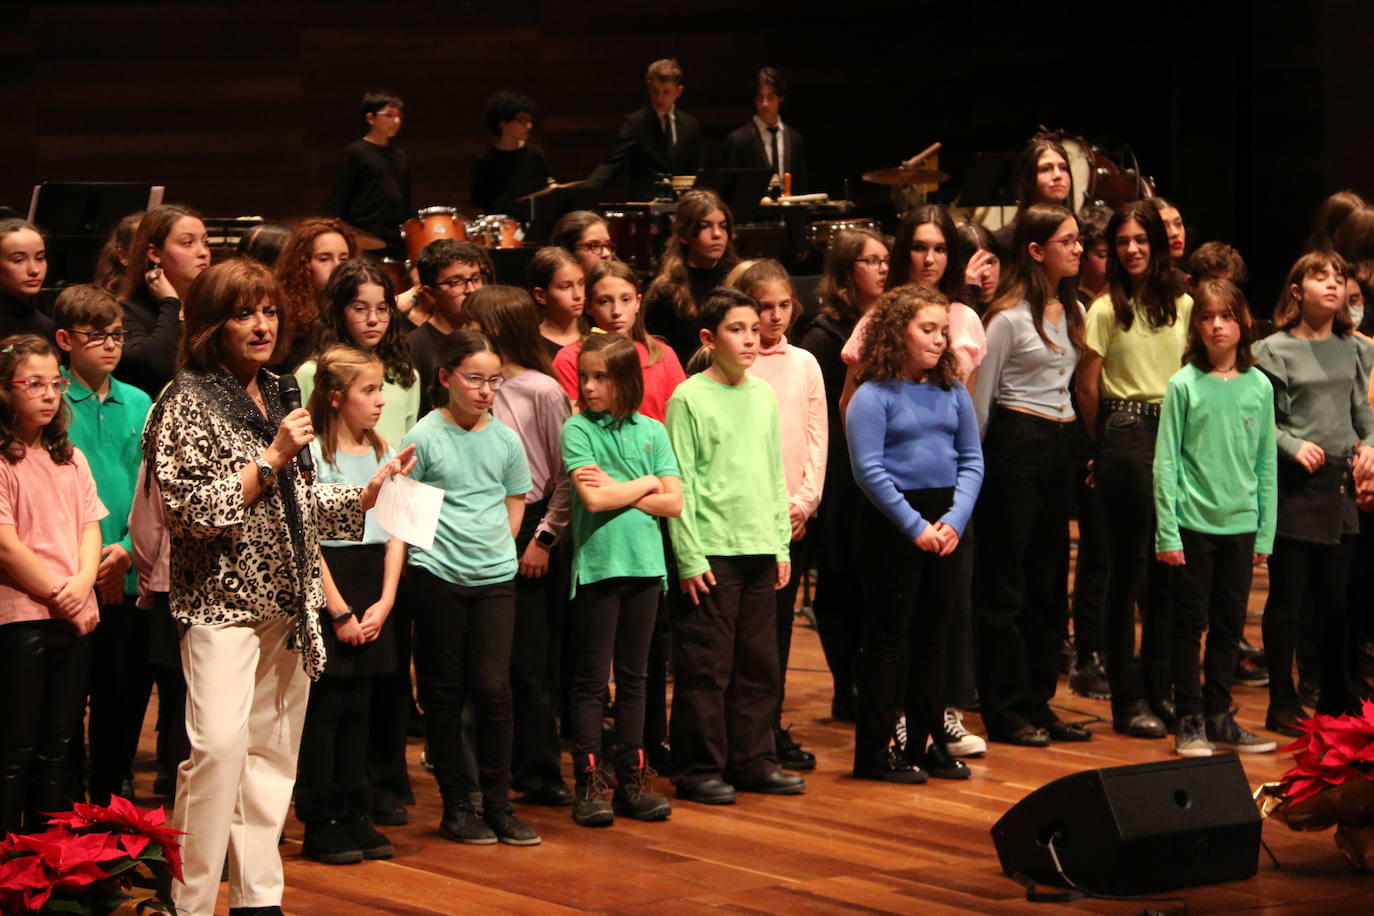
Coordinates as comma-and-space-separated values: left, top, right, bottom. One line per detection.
468, 214, 523, 249
401, 207, 466, 265
604, 210, 655, 272
809, 218, 880, 252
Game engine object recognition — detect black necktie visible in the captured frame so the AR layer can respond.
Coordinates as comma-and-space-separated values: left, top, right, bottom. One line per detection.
768, 125, 781, 182
661, 114, 674, 154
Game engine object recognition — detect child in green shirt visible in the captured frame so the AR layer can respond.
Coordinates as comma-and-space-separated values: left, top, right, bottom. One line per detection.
665, 287, 802, 804
1153, 278, 1276, 757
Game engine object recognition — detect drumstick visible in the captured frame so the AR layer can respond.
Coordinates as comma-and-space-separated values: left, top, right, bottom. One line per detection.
904, 141, 942, 168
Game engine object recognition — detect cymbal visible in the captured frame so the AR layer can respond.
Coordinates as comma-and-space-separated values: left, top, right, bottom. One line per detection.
349, 227, 387, 251
516, 179, 588, 203
862, 166, 950, 186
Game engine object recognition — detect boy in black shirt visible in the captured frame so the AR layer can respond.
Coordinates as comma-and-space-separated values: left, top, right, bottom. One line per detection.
329, 89, 412, 260
470, 91, 552, 217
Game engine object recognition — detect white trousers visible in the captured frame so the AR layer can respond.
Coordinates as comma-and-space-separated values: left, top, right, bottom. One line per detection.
170, 615, 309, 916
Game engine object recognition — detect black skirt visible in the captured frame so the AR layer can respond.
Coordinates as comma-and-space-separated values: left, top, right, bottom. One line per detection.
320, 543, 398, 678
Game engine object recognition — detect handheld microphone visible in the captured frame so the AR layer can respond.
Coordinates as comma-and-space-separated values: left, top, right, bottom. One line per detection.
277, 374, 315, 484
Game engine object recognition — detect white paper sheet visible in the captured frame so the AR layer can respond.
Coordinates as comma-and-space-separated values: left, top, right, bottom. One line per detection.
373, 474, 443, 551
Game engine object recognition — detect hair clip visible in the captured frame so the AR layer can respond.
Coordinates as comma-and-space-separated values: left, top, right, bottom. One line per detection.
1, 345, 13, 354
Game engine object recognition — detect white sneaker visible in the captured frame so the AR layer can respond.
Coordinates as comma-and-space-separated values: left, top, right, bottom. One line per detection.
942, 707, 987, 757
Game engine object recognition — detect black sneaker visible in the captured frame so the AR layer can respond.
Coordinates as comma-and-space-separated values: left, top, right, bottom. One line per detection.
484, 809, 541, 846
302, 819, 363, 865
1068, 652, 1111, 700
438, 805, 497, 845
614, 750, 671, 821
371, 803, 409, 827
854, 747, 928, 784
342, 817, 394, 859
1297, 679, 1320, 709
774, 725, 816, 771
1235, 655, 1269, 687
1206, 710, 1277, 753
152, 769, 174, 798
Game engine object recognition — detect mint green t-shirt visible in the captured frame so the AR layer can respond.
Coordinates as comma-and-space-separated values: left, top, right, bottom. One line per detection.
400, 410, 531, 586
561, 410, 680, 594
1152, 364, 1277, 554
664, 373, 791, 579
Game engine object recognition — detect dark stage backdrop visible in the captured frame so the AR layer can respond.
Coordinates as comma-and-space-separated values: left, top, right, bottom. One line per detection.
3, 1, 1369, 306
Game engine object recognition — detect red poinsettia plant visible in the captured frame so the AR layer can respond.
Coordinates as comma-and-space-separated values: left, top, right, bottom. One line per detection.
1258, 699, 1374, 870
0, 796, 183, 914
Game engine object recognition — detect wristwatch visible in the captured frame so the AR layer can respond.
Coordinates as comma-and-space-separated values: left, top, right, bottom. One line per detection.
254, 457, 275, 482
534, 529, 557, 548
330, 606, 355, 624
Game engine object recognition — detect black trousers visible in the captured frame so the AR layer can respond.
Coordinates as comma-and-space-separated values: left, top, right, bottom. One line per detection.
0, 619, 90, 834
410, 569, 516, 813
1071, 461, 1110, 660
296, 676, 371, 823
853, 488, 965, 775
87, 596, 155, 804
669, 555, 780, 788
811, 464, 865, 710
1159, 528, 1255, 718
368, 597, 414, 809
1264, 534, 1357, 715
569, 577, 659, 761
974, 410, 1075, 738
774, 535, 805, 724
510, 501, 566, 795
1094, 410, 1166, 716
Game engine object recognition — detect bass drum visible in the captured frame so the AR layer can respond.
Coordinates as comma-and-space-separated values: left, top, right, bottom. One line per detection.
809, 218, 879, 255
1056, 133, 1155, 211
604, 209, 655, 272
401, 206, 466, 266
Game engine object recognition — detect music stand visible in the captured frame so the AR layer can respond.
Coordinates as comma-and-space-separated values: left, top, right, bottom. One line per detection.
28, 182, 165, 286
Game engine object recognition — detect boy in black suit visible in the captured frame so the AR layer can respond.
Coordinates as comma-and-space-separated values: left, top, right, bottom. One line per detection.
723, 68, 807, 195
586, 59, 701, 201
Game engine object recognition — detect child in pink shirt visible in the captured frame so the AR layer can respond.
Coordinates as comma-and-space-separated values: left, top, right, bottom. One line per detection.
727, 260, 827, 772
0, 334, 106, 833
554, 260, 686, 422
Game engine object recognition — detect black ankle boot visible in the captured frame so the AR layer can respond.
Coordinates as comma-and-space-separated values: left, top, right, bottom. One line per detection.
572, 753, 614, 827
614, 748, 671, 821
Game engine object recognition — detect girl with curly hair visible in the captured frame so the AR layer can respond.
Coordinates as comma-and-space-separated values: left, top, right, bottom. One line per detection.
273, 218, 359, 371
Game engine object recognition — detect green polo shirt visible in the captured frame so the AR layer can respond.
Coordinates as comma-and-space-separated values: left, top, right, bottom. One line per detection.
62, 368, 152, 595
561, 410, 680, 595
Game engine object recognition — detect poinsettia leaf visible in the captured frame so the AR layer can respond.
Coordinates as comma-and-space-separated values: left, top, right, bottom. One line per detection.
40, 898, 86, 913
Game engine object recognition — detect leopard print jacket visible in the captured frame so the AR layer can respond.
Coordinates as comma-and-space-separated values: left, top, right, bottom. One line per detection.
147, 369, 364, 678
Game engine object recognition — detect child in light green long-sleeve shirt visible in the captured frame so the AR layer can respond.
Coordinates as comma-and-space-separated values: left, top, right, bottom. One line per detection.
1153, 278, 1276, 758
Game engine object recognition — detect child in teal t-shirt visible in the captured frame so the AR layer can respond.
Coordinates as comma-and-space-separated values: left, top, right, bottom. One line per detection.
1153, 279, 1276, 758
560, 332, 681, 827
398, 330, 539, 847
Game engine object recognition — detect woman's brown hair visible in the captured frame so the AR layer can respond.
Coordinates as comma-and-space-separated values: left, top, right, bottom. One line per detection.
0, 334, 73, 465
1105, 200, 1184, 331
180, 259, 291, 372
855, 285, 958, 389
984, 204, 1086, 351
117, 204, 203, 301
1272, 251, 1352, 335
586, 259, 665, 365
817, 228, 886, 322
274, 218, 359, 332
94, 211, 142, 294
578, 332, 643, 419
645, 189, 739, 320
307, 344, 387, 466
462, 285, 556, 378
550, 210, 611, 252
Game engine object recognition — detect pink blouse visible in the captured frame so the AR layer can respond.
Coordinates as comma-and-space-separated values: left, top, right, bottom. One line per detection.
749, 341, 828, 519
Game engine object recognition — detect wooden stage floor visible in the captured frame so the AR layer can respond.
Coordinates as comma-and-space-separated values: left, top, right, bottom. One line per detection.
129, 563, 1374, 914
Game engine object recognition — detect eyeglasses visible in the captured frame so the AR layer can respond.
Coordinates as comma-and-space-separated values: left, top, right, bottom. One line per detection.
65, 329, 129, 346
854, 256, 891, 269
436, 275, 483, 292
8, 378, 72, 398
346, 304, 392, 320
574, 241, 616, 255
1049, 234, 1085, 249
454, 373, 503, 391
